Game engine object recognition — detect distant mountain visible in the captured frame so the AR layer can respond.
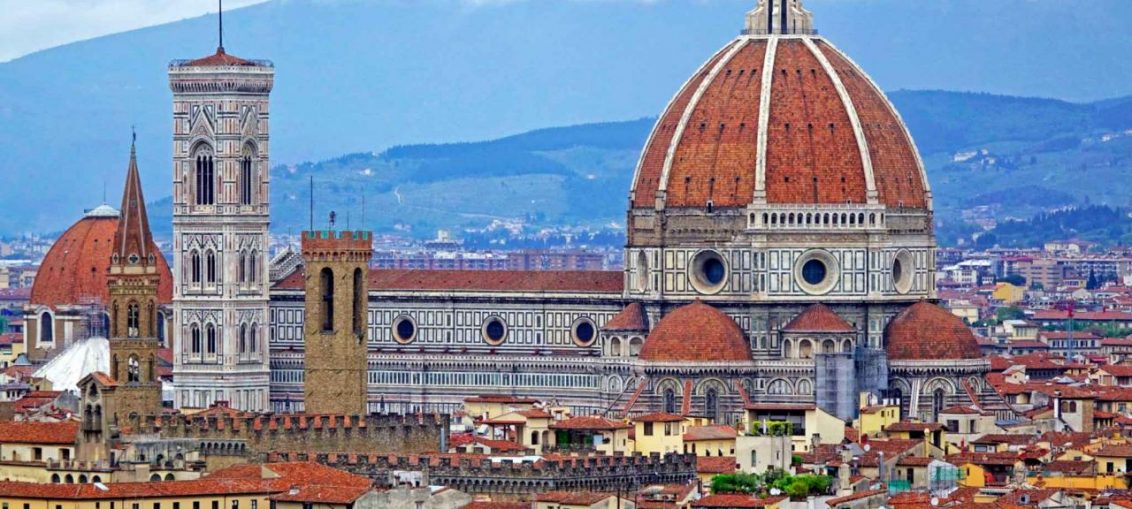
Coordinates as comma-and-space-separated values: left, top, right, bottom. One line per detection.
143, 90, 1132, 248
2, 0, 1132, 235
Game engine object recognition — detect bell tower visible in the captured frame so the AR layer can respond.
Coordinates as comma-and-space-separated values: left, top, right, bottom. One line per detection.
106, 138, 164, 425
301, 228, 372, 416
168, 31, 274, 411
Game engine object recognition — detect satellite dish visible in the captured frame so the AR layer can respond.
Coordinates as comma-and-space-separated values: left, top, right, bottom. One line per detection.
769, 488, 782, 496
931, 497, 939, 506
864, 444, 871, 452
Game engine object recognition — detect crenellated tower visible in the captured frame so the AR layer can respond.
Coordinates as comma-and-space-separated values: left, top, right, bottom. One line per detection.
168, 40, 274, 411
301, 229, 372, 416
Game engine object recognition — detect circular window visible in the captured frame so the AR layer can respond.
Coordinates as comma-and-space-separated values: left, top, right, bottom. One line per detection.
482, 316, 508, 346
801, 259, 827, 286
794, 250, 839, 295
572, 318, 597, 347
690, 250, 728, 294
893, 251, 914, 294
391, 315, 416, 344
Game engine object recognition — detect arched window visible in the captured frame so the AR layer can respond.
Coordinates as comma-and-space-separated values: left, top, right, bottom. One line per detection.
799, 340, 813, 359
610, 337, 623, 357
249, 325, 257, 353
194, 147, 215, 205
127, 355, 140, 383
629, 337, 643, 356
205, 251, 216, 284
40, 311, 53, 343
320, 268, 334, 332
240, 145, 255, 206
238, 251, 246, 283
932, 387, 946, 420
239, 324, 247, 354
190, 250, 201, 284
127, 302, 140, 337
352, 268, 365, 336
822, 339, 836, 353
157, 311, 166, 346
704, 388, 718, 420
190, 324, 201, 354
206, 324, 217, 354
663, 388, 676, 414
249, 251, 257, 283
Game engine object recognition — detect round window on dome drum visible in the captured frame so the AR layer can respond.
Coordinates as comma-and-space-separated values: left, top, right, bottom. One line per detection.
690, 250, 728, 294
795, 250, 839, 295
391, 315, 416, 344
482, 316, 507, 346
802, 259, 827, 286
572, 318, 597, 347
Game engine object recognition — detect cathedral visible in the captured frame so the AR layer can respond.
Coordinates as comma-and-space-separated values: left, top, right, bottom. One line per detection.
25, 0, 1001, 426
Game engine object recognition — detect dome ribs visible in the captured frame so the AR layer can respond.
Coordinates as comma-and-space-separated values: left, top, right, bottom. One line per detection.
764, 40, 867, 205
816, 41, 926, 209
632, 43, 734, 208
667, 41, 766, 208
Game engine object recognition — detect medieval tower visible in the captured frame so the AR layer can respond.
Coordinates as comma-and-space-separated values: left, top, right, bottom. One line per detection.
169, 41, 274, 411
301, 229, 372, 416
106, 139, 164, 425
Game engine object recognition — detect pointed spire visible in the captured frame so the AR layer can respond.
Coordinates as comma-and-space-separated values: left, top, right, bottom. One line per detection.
218, 0, 225, 52
113, 135, 154, 266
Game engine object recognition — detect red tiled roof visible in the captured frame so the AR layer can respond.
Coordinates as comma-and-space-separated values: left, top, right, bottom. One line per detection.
692, 494, 787, 508
472, 438, 527, 452
268, 485, 371, 504
30, 215, 173, 308
634, 412, 685, 423
696, 456, 737, 474
640, 301, 750, 362
825, 489, 887, 507
885, 301, 982, 361
604, 302, 649, 331
884, 421, 945, 433
970, 434, 1034, 446
462, 503, 528, 509
537, 491, 615, 505
939, 405, 982, 415
782, 304, 854, 333
632, 37, 927, 210
0, 421, 79, 445
946, 452, 1020, 466
274, 268, 622, 294
181, 48, 256, 67
550, 415, 630, 431
1094, 443, 1132, 458
683, 424, 737, 441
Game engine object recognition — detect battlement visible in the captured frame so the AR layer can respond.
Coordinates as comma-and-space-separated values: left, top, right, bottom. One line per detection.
261, 451, 698, 495
302, 231, 373, 253
128, 413, 447, 456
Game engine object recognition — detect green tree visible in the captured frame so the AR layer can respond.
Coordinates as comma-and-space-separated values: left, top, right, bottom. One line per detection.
995, 306, 1026, 322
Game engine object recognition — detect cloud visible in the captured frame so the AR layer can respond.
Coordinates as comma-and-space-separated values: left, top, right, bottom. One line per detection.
0, 0, 268, 62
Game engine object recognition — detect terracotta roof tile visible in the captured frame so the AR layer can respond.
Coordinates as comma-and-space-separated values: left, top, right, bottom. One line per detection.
549, 415, 630, 431
0, 421, 79, 445
640, 301, 750, 362
781, 304, 855, 333
181, 48, 256, 67
696, 456, 737, 474
634, 412, 685, 423
683, 424, 737, 441
885, 301, 982, 361
604, 302, 649, 331
692, 494, 787, 508
274, 268, 621, 294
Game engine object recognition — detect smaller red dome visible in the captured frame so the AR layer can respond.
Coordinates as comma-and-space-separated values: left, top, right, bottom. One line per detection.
640, 301, 750, 362
885, 302, 982, 361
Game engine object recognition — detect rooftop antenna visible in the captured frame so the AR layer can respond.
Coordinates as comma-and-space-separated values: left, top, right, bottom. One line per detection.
218, 0, 225, 52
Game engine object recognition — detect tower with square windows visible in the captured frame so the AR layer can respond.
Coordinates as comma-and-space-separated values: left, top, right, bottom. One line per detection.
169, 45, 274, 411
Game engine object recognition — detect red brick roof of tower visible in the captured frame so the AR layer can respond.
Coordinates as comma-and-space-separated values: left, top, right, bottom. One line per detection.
30, 215, 173, 308
639, 301, 751, 362
113, 143, 155, 267
781, 303, 855, 333
631, 36, 928, 210
885, 301, 983, 361
604, 302, 649, 331
182, 48, 256, 67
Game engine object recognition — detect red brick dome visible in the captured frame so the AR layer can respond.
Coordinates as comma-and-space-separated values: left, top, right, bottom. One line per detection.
885, 302, 982, 361
631, 34, 928, 210
640, 301, 750, 362
30, 208, 173, 309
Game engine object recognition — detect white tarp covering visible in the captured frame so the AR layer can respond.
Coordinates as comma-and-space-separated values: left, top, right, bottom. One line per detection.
33, 337, 110, 393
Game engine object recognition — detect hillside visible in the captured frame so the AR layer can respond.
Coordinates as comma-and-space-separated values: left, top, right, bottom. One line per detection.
145, 90, 1132, 247
3, 0, 1132, 234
